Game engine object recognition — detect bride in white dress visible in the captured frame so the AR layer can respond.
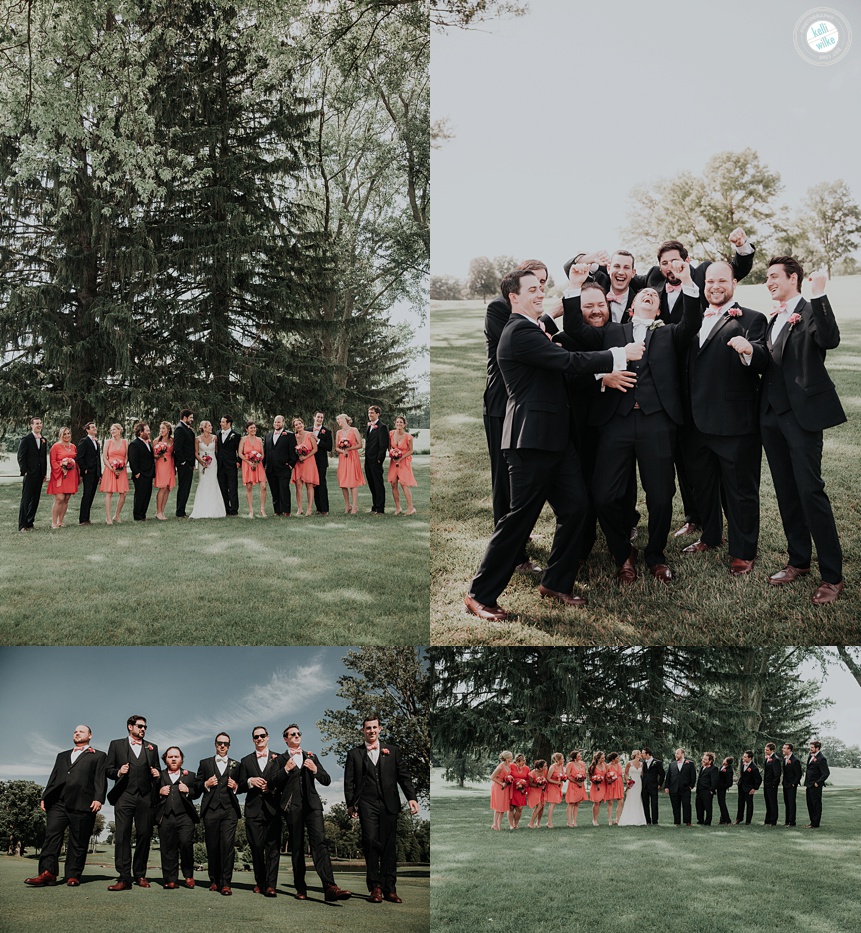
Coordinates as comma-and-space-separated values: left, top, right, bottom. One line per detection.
190, 421, 226, 519
616, 749, 647, 826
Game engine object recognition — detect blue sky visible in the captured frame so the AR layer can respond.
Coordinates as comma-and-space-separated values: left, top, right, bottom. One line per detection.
0, 647, 404, 821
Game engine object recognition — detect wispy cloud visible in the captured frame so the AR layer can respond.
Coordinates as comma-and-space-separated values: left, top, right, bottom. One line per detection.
0, 731, 62, 781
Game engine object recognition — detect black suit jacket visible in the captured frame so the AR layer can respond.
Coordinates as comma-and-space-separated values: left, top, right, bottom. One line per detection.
105, 738, 160, 806
665, 759, 697, 793
75, 435, 102, 478
155, 768, 201, 824
312, 425, 333, 469
42, 747, 107, 812
215, 429, 241, 469
173, 422, 196, 467
275, 752, 330, 813
365, 421, 389, 462
782, 755, 802, 787
17, 433, 48, 478
263, 431, 297, 474
753, 295, 846, 432
805, 753, 830, 787
127, 437, 155, 479
640, 758, 665, 791
696, 765, 719, 794
196, 756, 242, 817
717, 764, 734, 790
496, 313, 615, 451
562, 291, 702, 427
344, 742, 417, 816
682, 303, 768, 435
763, 754, 782, 788
238, 751, 286, 818
738, 761, 762, 794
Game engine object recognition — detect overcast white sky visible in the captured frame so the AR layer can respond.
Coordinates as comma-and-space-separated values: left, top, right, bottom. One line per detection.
431, 0, 861, 279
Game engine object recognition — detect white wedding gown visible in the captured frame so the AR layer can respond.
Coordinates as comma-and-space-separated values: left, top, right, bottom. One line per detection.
190, 440, 226, 519
616, 763, 647, 826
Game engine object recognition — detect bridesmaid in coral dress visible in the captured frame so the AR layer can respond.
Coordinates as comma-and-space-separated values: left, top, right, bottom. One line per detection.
589, 751, 607, 827
291, 417, 319, 516
387, 416, 417, 515
490, 750, 513, 831
47, 427, 79, 529
153, 421, 175, 521
508, 754, 530, 830
238, 421, 267, 518
604, 752, 625, 825
565, 750, 588, 827
544, 752, 566, 828
99, 423, 129, 525
335, 414, 365, 515
526, 759, 548, 829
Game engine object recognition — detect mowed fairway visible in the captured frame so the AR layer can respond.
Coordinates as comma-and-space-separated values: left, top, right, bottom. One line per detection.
431, 780, 861, 933
0, 458, 428, 645
0, 858, 429, 933
431, 276, 861, 644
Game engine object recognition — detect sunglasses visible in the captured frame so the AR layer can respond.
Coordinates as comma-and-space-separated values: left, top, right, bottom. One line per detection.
134, 723, 147, 729
215, 740, 230, 747
284, 731, 302, 738
253, 734, 268, 740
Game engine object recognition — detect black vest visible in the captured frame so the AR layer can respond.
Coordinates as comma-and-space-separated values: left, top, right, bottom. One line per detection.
763, 331, 792, 415
360, 754, 383, 803
619, 352, 662, 417
208, 768, 234, 810
126, 748, 152, 796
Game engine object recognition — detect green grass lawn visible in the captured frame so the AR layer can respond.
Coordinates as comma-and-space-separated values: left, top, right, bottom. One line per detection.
431, 278, 861, 644
0, 459, 428, 645
1, 855, 429, 933
431, 784, 861, 933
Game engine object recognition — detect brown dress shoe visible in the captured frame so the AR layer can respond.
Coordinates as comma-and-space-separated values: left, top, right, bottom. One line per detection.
616, 546, 638, 584
66, 878, 81, 886
463, 594, 508, 621
673, 521, 699, 537
768, 564, 810, 585
649, 563, 672, 583
209, 883, 219, 891
538, 585, 588, 607
253, 885, 261, 894
730, 557, 755, 575
135, 878, 151, 888
164, 882, 178, 889
515, 559, 543, 574
812, 581, 843, 604
384, 891, 403, 903
682, 539, 717, 554
221, 887, 232, 896
295, 890, 308, 900
369, 885, 384, 903
24, 870, 57, 886
107, 881, 132, 891
324, 884, 352, 901
184, 878, 195, 889
264, 887, 277, 897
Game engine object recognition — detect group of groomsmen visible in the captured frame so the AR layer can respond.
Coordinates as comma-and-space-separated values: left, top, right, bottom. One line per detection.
644, 740, 830, 829
465, 228, 846, 618
24, 714, 418, 905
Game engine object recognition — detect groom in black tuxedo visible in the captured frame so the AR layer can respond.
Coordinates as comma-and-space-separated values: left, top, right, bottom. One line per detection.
781, 742, 802, 826
17, 416, 48, 531
277, 724, 352, 901
173, 409, 196, 518
365, 406, 388, 514
24, 724, 107, 886
264, 415, 296, 516
695, 752, 719, 825
312, 411, 333, 515
664, 748, 697, 826
640, 748, 664, 824
344, 716, 419, 904
106, 715, 160, 889
127, 422, 155, 521
216, 417, 241, 516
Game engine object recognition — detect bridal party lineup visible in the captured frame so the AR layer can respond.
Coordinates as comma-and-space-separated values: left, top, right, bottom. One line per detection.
16, 406, 420, 530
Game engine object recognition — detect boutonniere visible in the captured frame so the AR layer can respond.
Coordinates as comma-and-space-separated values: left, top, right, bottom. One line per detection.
648, 319, 665, 331
147, 744, 154, 751
381, 748, 390, 756
270, 753, 277, 761
182, 769, 189, 775
86, 747, 95, 753
727, 307, 742, 318
228, 760, 237, 769
787, 312, 802, 329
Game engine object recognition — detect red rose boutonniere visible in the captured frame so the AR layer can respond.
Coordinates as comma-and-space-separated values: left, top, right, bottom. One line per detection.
147, 744, 154, 751
727, 307, 742, 318
787, 313, 802, 329
270, 753, 277, 761
182, 770, 189, 775
382, 748, 390, 756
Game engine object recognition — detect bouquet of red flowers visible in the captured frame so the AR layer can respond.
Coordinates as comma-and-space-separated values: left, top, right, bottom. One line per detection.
535, 776, 547, 788
109, 458, 125, 472
201, 454, 213, 470
337, 438, 351, 451
626, 779, 635, 789
590, 774, 603, 786
60, 457, 75, 474
503, 774, 513, 786
154, 442, 169, 459
515, 780, 528, 793
296, 445, 310, 459
247, 450, 263, 470
606, 771, 617, 784
389, 447, 403, 461
574, 774, 585, 785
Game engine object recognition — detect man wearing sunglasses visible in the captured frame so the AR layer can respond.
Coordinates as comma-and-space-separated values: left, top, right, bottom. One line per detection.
277, 724, 352, 902
105, 716, 160, 890
197, 733, 241, 895
238, 727, 285, 897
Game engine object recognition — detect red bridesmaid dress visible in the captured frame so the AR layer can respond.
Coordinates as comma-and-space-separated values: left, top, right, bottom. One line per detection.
47, 442, 79, 494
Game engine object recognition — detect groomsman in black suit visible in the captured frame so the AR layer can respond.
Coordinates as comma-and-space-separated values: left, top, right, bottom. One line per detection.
216, 417, 241, 516
747, 259, 845, 604
311, 411, 333, 515
365, 406, 388, 514
344, 716, 418, 904
155, 746, 200, 889
695, 752, 719, 826
735, 750, 762, 825
805, 740, 830, 828
17, 416, 48, 531
781, 742, 803, 826
762, 742, 782, 826
678, 261, 767, 574
238, 726, 285, 896
106, 715, 161, 889
24, 724, 106, 887
277, 724, 352, 901
264, 415, 296, 516
640, 748, 664, 825
173, 409, 196, 518
716, 756, 734, 825
75, 422, 102, 525
664, 748, 697, 826
197, 733, 241, 895
127, 422, 155, 521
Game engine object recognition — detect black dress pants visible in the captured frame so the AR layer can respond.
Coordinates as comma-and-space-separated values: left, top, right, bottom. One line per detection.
806, 784, 824, 827
736, 791, 754, 824
716, 787, 731, 824
783, 784, 798, 825
284, 807, 335, 892
38, 801, 96, 879
763, 784, 779, 824
203, 807, 237, 887
267, 469, 292, 515
217, 467, 239, 515
175, 463, 194, 517
132, 474, 152, 520
484, 413, 527, 564
246, 812, 281, 889
695, 789, 714, 825
113, 792, 155, 882
159, 811, 195, 883
19, 473, 43, 529
79, 471, 99, 523
357, 798, 398, 894
365, 458, 386, 513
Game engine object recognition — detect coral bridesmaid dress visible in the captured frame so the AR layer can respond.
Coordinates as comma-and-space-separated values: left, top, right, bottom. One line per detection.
336, 428, 365, 488
99, 439, 129, 493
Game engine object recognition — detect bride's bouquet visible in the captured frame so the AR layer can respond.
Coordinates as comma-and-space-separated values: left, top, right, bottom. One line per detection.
626, 779, 636, 789
201, 454, 213, 472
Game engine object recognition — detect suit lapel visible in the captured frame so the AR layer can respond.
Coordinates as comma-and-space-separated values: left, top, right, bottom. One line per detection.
698, 310, 733, 354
